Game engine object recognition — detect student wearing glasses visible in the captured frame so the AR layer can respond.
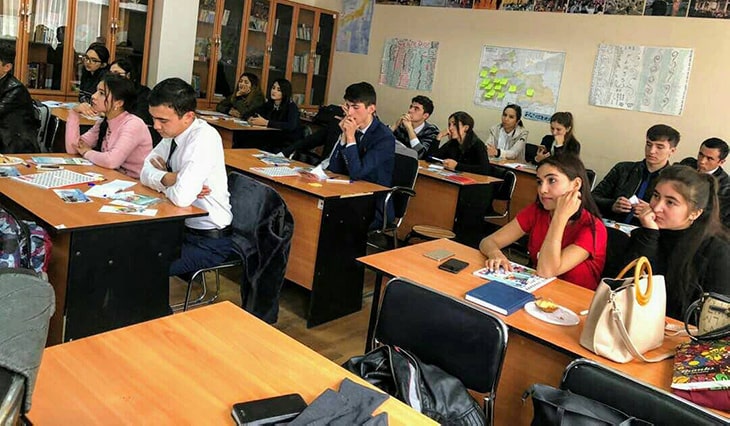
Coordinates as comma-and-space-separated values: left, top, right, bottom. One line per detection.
77, 43, 109, 116
65, 73, 152, 178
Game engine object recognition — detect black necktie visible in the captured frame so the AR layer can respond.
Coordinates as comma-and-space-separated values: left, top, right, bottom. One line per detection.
166, 139, 177, 172
355, 130, 363, 144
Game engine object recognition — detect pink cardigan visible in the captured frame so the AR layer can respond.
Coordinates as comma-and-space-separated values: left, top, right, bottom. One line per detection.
65, 110, 152, 178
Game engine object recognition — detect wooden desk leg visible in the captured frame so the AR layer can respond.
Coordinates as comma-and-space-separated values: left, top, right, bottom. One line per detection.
220, 128, 234, 149
307, 196, 375, 327
365, 271, 385, 352
62, 221, 184, 341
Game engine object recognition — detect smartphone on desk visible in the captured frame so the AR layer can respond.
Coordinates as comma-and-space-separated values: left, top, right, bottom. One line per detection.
438, 258, 469, 274
231, 393, 307, 426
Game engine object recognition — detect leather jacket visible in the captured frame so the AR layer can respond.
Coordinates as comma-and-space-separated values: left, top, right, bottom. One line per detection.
680, 157, 730, 228
0, 73, 40, 153
592, 160, 668, 222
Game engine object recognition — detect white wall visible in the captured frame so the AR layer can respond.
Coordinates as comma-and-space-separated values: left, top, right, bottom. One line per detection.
148, 0, 198, 86
327, 6, 730, 180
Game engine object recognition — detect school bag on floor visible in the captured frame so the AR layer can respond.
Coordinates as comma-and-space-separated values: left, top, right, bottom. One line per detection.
0, 207, 51, 274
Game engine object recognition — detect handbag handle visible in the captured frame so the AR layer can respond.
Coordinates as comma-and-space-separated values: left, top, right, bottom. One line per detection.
615, 256, 653, 306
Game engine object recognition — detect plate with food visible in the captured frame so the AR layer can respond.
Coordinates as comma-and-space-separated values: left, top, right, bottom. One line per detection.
524, 299, 580, 326
0, 156, 25, 166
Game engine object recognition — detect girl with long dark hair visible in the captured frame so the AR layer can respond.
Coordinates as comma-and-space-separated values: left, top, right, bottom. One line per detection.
216, 72, 265, 120
480, 154, 607, 289
433, 111, 491, 175
77, 43, 109, 116
248, 78, 304, 151
534, 111, 581, 163
627, 165, 730, 320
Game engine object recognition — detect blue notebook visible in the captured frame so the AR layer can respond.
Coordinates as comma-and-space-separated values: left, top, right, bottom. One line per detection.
465, 281, 535, 316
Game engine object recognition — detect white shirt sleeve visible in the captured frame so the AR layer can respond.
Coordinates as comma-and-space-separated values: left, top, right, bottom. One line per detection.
140, 142, 170, 192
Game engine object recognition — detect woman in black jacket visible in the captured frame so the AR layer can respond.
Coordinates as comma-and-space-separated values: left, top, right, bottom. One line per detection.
77, 43, 109, 114
434, 111, 491, 176
248, 78, 304, 152
534, 111, 581, 163
627, 165, 730, 320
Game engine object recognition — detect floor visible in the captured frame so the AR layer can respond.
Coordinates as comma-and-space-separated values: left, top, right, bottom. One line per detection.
169, 266, 376, 366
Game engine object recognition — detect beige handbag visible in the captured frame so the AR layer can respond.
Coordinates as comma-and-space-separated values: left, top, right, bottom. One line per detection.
580, 257, 672, 363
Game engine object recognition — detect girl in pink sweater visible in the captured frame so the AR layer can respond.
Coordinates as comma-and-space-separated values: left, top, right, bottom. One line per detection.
66, 74, 152, 178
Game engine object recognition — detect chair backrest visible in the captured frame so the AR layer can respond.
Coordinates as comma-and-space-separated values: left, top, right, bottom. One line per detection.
374, 278, 508, 395
525, 143, 539, 164
561, 358, 727, 425
586, 169, 597, 191
602, 227, 631, 278
494, 170, 517, 203
32, 100, 53, 152
0, 269, 55, 413
0, 366, 24, 424
392, 143, 419, 220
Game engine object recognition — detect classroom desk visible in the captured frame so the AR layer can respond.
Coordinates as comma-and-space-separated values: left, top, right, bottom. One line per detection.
0, 154, 206, 344
200, 115, 275, 149
397, 162, 502, 247
357, 239, 729, 425
224, 149, 389, 327
27, 302, 434, 425
491, 159, 537, 221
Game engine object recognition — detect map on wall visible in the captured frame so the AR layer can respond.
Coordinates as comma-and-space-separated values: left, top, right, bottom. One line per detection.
379, 38, 439, 91
589, 43, 693, 116
473, 46, 566, 122
336, 0, 374, 55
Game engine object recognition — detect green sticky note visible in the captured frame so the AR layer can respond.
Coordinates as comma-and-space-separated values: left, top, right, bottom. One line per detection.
509, 85, 517, 93
526, 88, 535, 97
487, 90, 496, 98
502, 78, 509, 85
480, 70, 488, 78
483, 91, 492, 99
485, 83, 493, 90
480, 79, 490, 88
494, 85, 502, 91
497, 92, 506, 99
490, 66, 498, 74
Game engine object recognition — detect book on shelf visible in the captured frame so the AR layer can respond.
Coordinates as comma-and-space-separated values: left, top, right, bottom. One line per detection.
472, 262, 555, 293
672, 338, 730, 391
222, 9, 230, 26
465, 281, 535, 316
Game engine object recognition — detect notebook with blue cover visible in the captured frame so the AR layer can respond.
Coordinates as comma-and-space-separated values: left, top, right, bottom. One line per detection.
465, 281, 535, 316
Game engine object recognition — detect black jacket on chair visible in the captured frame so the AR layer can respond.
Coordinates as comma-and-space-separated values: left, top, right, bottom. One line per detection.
228, 172, 294, 324
0, 73, 40, 153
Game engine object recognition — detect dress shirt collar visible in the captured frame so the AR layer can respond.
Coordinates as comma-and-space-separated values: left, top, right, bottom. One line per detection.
168, 117, 204, 148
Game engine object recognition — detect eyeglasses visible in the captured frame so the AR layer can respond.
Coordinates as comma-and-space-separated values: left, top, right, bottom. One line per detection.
82, 55, 102, 64
111, 71, 127, 77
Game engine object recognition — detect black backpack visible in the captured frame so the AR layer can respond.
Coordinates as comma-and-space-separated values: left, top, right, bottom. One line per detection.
344, 345, 486, 425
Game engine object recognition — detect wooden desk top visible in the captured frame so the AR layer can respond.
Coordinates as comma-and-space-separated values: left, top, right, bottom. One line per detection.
51, 107, 98, 126
28, 302, 435, 425
0, 154, 206, 231
225, 148, 389, 199
357, 239, 696, 400
418, 160, 502, 185
200, 115, 275, 131
491, 159, 538, 175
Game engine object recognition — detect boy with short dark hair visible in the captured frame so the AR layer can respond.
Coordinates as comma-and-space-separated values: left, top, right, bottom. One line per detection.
391, 95, 440, 159
680, 137, 730, 227
592, 124, 680, 223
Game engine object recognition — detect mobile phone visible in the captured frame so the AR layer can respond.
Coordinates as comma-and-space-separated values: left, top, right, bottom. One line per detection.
428, 156, 444, 164
36, 164, 63, 170
424, 249, 455, 262
231, 394, 307, 426
438, 258, 469, 274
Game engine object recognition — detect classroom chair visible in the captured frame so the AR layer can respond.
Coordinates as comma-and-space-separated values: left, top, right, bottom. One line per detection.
373, 278, 509, 425
367, 142, 419, 251
525, 143, 539, 164
33, 100, 59, 153
483, 169, 517, 235
560, 358, 727, 425
602, 226, 631, 278
0, 269, 55, 421
586, 169, 597, 191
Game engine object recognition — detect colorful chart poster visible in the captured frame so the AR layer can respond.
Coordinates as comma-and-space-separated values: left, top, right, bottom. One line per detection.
473, 46, 566, 122
336, 0, 374, 54
379, 38, 439, 91
589, 43, 693, 116
688, 0, 730, 17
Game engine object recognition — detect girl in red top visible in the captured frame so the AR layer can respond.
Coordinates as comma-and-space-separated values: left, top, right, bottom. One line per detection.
479, 155, 607, 289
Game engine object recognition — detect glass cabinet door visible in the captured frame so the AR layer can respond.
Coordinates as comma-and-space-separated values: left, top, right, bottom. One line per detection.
244, 0, 270, 88
72, 0, 111, 92
267, 2, 292, 91
0, 0, 22, 43
290, 7, 313, 107
24, 0, 70, 91
192, 0, 216, 99
311, 12, 334, 106
115, 0, 151, 84
213, 0, 245, 100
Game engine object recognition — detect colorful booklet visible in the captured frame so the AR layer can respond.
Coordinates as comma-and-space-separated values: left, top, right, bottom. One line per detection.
0, 166, 20, 177
109, 192, 162, 208
465, 281, 535, 316
672, 338, 730, 391
473, 262, 555, 293
54, 188, 92, 203
31, 157, 93, 166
